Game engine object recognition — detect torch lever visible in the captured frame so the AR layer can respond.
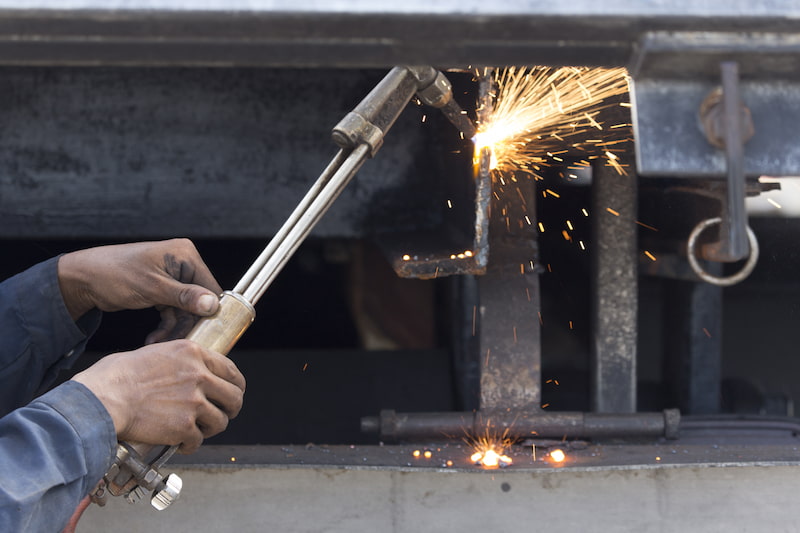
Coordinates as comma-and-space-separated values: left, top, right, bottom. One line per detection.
91, 66, 475, 510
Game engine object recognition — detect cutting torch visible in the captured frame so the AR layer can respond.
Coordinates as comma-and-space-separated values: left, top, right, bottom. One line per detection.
89, 66, 476, 509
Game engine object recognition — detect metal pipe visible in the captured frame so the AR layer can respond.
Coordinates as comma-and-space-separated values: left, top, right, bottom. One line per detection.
362, 409, 681, 441
243, 144, 371, 303
233, 149, 348, 296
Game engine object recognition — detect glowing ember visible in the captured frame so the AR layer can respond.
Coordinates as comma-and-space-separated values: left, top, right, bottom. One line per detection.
550, 449, 566, 463
471, 447, 513, 469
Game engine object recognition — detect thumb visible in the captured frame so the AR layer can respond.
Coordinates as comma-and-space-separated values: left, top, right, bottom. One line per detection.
167, 281, 220, 316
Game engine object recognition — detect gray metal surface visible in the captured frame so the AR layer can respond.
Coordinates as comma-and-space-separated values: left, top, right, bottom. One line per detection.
591, 161, 638, 413
0, 67, 447, 238
77, 442, 800, 533
632, 32, 800, 177
0, 3, 799, 68
634, 78, 800, 177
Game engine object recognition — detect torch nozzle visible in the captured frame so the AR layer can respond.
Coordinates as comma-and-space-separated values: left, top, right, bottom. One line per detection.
410, 66, 477, 139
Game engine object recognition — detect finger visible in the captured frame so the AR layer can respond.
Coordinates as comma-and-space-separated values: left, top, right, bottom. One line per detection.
195, 400, 230, 438
160, 278, 221, 317
201, 374, 245, 420
145, 307, 178, 344
202, 349, 247, 393
164, 311, 198, 341
177, 427, 204, 455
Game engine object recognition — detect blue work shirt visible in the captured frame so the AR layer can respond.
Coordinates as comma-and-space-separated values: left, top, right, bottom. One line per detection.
0, 257, 115, 532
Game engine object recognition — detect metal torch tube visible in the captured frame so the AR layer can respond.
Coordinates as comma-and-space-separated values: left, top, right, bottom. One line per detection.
242, 144, 371, 304
233, 149, 348, 295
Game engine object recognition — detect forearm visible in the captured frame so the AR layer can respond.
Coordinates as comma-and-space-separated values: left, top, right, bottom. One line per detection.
0, 257, 101, 414
0, 381, 115, 532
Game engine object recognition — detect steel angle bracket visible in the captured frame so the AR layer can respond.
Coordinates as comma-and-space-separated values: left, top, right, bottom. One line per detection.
629, 31, 800, 178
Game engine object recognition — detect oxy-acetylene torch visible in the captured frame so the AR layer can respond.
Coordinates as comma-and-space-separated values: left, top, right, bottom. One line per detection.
89, 66, 477, 509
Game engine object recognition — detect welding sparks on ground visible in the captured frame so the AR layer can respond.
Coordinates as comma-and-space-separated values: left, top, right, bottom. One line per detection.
466, 425, 515, 469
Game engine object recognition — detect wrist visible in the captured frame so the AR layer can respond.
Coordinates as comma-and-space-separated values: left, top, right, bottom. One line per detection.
57, 252, 97, 321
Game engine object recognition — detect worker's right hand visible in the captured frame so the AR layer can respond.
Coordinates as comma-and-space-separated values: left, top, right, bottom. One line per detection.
71, 339, 246, 454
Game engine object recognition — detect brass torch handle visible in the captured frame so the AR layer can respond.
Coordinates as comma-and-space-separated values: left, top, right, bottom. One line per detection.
185, 291, 256, 355
96, 291, 256, 507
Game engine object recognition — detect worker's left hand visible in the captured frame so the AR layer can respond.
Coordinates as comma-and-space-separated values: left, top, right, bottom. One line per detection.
57, 239, 223, 342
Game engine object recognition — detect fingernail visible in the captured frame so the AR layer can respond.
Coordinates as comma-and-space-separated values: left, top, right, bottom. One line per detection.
198, 294, 217, 314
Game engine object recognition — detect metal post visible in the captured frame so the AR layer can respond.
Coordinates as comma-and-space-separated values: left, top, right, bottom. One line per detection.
591, 161, 638, 413
477, 154, 541, 411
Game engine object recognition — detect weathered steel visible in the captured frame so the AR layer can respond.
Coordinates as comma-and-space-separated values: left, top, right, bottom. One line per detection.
591, 160, 638, 413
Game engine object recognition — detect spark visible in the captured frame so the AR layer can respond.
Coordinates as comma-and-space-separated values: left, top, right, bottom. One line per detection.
545, 188, 561, 198
230, 457, 237, 462
412, 450, 421, 458
606, 207, 620, 216
635, 220, 659, 232
402, 254, 411, 261
581, 208, 589, 216
566, 220, 574, 230
447, 199, 453, 208
467, 428, 514, 469
550, 449, 566, 463
424, 450, 433, 459
302, 363, 309, 372
703, 327, 712, 338
473, 66, 631, 176
538, 222, 545, 232
767, 198, 782, 209
644, 250, 657, 261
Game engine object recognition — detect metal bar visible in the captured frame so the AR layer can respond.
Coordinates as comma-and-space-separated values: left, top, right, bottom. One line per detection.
242, 144, 371, 303
664, 279, 722, 414
0, 5, 798, 68
233, 149, 348, 295
477, 151, 541, 411
590, 159, 638, 413
719, 61, 749, 261
362, 409, 680, 441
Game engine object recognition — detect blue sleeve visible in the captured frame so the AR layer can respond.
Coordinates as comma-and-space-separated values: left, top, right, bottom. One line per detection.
0, 256, 102, 414
0, 257, 115, 530
0, 381, 116, 532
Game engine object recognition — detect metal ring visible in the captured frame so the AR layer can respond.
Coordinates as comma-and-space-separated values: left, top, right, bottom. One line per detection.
686, 217, 759, 287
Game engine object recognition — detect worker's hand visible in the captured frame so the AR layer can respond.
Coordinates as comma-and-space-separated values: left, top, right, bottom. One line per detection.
71, 339, 245, 453
58, 239, 223, 343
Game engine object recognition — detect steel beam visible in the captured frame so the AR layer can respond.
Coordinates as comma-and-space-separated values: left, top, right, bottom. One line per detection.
0, 3, 797, 67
